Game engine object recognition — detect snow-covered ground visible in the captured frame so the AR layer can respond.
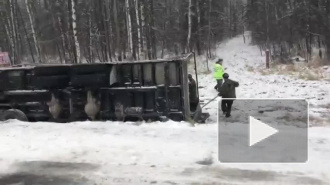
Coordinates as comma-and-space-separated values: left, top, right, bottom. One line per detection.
0, 121, 329, 185
0, 33, 329, 185
196, 33, 330, 124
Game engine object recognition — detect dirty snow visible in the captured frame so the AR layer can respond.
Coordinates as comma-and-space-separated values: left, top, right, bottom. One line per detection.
0, 33, 329, 185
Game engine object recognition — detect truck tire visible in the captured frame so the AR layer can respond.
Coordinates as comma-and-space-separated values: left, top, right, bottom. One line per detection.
0, 109, 28, 122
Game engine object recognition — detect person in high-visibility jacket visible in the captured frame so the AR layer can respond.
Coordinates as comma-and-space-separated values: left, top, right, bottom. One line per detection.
213, 59, 225, 92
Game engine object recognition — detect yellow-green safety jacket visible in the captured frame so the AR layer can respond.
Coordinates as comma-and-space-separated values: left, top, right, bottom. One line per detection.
214, 63, 225, 80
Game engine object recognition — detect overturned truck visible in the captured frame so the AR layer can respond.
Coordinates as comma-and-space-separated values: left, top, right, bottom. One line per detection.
0, 53, 209, 123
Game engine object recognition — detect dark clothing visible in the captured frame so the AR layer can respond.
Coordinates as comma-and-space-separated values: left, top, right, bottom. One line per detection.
219, 79, 239, 99
214, 79, 223, 92
189, 78, 199, 112
221, 100, 234, 117
189, 78, 199, 104
219, 78, 239, 117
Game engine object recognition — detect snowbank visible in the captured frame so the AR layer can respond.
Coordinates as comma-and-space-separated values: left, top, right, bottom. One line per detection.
0, 121, 329, 184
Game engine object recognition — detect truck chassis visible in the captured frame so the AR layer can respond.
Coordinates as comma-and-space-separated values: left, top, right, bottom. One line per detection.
0, 54, 209, 123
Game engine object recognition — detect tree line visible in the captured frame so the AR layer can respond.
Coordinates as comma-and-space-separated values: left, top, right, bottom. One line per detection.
246, 0, 330, 64
0, 0, 245, 64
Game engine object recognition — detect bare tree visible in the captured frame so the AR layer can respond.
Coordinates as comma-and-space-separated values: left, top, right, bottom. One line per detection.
71, 0, 81, 63
113, 0, 122, 61
125, 0, 133, 58
9, 0, 17, 63
186, 0, 192, 52
26, 0, 41, 63
0, 0, 246, 64
135, 0, 142, 60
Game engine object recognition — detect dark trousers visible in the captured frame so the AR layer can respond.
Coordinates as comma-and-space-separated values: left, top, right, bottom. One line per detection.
214, 79, 223, 92
221, 100, 234, 116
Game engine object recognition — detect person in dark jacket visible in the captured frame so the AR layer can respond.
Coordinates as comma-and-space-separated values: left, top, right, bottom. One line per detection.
188, 74, 199, 111
218, 73, 239, 118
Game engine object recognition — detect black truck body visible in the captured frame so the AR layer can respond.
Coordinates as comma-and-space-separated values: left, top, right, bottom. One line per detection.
0, 53, 209, 123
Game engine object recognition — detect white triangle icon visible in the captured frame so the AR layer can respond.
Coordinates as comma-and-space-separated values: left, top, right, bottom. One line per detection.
249, 116, 279, 147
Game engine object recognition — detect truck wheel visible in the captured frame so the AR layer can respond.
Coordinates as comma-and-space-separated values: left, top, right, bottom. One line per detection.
0, 109, 28, 122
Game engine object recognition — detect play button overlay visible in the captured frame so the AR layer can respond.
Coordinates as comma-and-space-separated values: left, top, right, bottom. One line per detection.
249, 116, 278, 147
218, 99, 308, 164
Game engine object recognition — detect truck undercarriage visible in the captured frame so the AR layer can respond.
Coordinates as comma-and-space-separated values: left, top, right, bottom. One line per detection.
0, 54, 209, 123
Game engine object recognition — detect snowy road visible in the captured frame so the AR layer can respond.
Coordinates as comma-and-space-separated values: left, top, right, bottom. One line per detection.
0, 121, 330, 185
0, 34, 330, 185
